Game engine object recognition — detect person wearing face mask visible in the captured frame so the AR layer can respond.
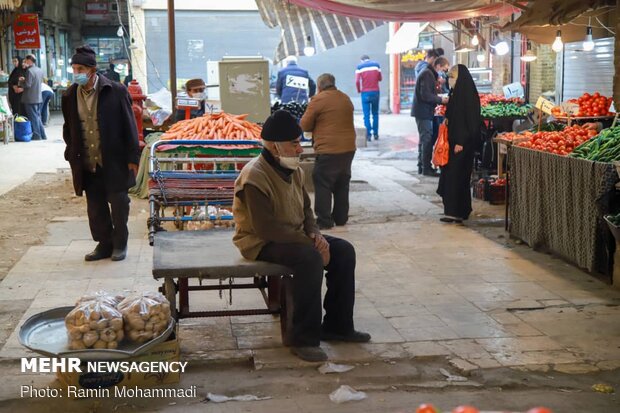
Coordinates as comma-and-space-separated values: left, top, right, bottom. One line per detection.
412, 56, 450, 176
300, 73, 356, 230
232, 110, 370, 363
61, 45, 140, 262
174, 78, 206, 122
437, 65, 481, 224
19, 54, 46, 140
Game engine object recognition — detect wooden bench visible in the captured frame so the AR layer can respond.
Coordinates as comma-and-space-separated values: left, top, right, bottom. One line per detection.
152, 230, 295, 345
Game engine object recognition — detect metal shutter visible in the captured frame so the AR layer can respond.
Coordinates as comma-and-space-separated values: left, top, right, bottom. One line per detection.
562, 37, 614, 101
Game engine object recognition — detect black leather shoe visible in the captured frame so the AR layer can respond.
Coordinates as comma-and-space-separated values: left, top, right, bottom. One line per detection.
84, 243, 112, 261
111, 246, 127, 261
373, 134, 379, 140
290, 346, 328, 362
321, 330, 371, 343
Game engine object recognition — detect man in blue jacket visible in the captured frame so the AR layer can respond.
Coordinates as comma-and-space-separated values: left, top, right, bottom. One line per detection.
276, 56, 316, 103
412, 57, 449, 176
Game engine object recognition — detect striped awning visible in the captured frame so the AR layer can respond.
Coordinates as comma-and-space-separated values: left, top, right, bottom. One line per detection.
0, 0, 21, 10
255, 0, 383, 63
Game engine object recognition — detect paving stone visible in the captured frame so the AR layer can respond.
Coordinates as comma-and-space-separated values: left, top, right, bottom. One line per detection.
362, 343, 409, 359
398, 325, 459, 342
490, 350, 580, 367
596, 360, 620, 371
476, 336, 565, 353
438, 339, 492, 359
402, 341, 452, 358
553, 363, 600, 374
448, 357, 479, 374
237, 335, 282, 350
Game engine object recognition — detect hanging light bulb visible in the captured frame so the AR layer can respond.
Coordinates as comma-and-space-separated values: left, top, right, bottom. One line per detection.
477, 51, 486, 63
303, 36, 315, 57
493, 40, 509, 56
471, 34, 479, 47
583, 26, 594, 51
116, 26, 124, 37
552, 30, 563, 52
520, 41, 537, 62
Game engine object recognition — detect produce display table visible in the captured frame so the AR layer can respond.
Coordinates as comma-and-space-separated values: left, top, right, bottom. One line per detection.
508, 146, 618, 275
152, 230, 295, 345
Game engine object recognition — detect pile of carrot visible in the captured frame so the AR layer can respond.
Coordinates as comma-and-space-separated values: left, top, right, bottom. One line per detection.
161, 112, 262, 141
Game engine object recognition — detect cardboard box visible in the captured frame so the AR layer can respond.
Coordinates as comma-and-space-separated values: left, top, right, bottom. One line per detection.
56, 329, 180, 399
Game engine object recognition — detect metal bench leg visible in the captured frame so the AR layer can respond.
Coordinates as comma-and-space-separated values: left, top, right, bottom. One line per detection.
179, 278, 190, 316
163, 278, 178, 320
267, 276, 281, 312
280, 275, 294, 347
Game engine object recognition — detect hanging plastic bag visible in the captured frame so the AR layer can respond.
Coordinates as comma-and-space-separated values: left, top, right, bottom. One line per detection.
432, 123, 449, 167
117, 292, 171, 343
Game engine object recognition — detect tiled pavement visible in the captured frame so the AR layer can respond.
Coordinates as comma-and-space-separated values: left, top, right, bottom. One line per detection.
1, 151, 620, 382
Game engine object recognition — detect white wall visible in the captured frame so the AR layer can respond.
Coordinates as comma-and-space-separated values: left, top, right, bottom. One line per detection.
141, 0, 257, 10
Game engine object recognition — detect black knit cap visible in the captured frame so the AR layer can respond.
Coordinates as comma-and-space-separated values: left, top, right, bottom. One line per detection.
71, 45, 97, 68
261, 110, 302, 142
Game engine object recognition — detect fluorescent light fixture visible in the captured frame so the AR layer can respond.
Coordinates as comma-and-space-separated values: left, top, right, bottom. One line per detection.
552, 30, 563, 52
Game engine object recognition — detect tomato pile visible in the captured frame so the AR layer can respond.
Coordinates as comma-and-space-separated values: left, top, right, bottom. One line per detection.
572, 92, 615, 117
479, 93, 524, 106
415, 404, 552, 413
497, 131, 533, 141
517, 125, 597, 156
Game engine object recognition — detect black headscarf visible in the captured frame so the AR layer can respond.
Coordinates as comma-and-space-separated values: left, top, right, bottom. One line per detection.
445, 64, 481, 146
8, 56, 25, 86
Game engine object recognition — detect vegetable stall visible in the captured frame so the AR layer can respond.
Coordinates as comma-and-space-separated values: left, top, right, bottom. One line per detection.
505, 124, 620, 278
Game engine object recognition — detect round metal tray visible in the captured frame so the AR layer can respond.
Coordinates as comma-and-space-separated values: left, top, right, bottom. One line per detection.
19, 306, 176, 361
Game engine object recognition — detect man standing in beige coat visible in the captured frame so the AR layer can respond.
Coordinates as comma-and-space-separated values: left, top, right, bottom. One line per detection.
301, 74, 356, 230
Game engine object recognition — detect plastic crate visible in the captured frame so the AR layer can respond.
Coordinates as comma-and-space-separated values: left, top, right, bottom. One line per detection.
488, 184, 506, 205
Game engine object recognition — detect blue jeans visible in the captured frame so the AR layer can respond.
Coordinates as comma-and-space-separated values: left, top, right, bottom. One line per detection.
416, 118, 433, 172
24, 103, 46, 140
41, 91, 54, 125
361, 91, 379, 139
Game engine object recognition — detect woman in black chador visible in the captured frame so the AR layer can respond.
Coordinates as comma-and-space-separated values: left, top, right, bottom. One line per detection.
437, 64, 481, 223
8, 56, 26, 116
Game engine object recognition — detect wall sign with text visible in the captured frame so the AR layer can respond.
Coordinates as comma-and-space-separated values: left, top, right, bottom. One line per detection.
14, 14, 41, 50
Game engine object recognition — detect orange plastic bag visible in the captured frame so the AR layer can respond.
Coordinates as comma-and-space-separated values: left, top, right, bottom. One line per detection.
432, 123, 449, 167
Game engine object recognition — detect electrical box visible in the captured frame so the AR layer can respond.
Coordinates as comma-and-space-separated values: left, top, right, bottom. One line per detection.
218, 57, 270, 123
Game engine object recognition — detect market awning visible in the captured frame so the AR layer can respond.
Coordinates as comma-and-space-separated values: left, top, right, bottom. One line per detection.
286, 0, 516, 22
385, 22, 429, 55
0, 0, 21, 10
502, 0, 617, 44
255, 0, 383, 63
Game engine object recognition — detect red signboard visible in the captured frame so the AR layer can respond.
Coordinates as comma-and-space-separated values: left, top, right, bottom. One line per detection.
13, 14, 41, 50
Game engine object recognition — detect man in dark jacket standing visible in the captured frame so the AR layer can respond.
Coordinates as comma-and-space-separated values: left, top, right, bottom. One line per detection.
62, 45, 140, 262
276, 56, 316, 103
19, 55, 46, 140
412, 57, 449, 176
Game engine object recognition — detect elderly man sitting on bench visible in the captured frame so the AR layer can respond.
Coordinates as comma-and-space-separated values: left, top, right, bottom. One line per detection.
232, 110, 370, 362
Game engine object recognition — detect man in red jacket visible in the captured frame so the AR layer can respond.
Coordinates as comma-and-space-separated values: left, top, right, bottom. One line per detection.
355, 55, 382, 141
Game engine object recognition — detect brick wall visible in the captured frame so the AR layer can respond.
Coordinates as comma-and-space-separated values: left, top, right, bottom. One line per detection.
527, 44, 556, 102
491, 54, 511, 94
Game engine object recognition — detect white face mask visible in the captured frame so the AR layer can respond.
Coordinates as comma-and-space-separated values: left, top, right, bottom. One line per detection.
275, 143, 301, 170
193, 92, 206, 100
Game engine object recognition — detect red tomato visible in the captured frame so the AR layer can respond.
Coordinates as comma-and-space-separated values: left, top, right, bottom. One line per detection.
452, 406, 479, 413
593, 92, 600, 99
416, 404, 438, 413
526, 408, 553, 413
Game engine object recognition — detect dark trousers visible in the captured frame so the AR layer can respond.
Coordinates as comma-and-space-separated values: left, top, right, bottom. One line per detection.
24, 103, 46, 140
41, 91, 54, 125
84, 166, 131, 249
416, 117, 433, 173
313, 151, 355, 228
257, 235, 356, 347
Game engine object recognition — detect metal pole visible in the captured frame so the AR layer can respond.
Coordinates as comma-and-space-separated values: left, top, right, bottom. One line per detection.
167, 0, 177, 110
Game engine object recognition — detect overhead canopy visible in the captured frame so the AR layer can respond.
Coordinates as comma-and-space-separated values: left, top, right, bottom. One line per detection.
287, 0, 516, 21
385, 22, 429, 55
256, 0, 383, 63
502, 0, 617, 43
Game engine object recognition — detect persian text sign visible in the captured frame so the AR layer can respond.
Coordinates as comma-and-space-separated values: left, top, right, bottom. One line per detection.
14, 14, 41, 50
